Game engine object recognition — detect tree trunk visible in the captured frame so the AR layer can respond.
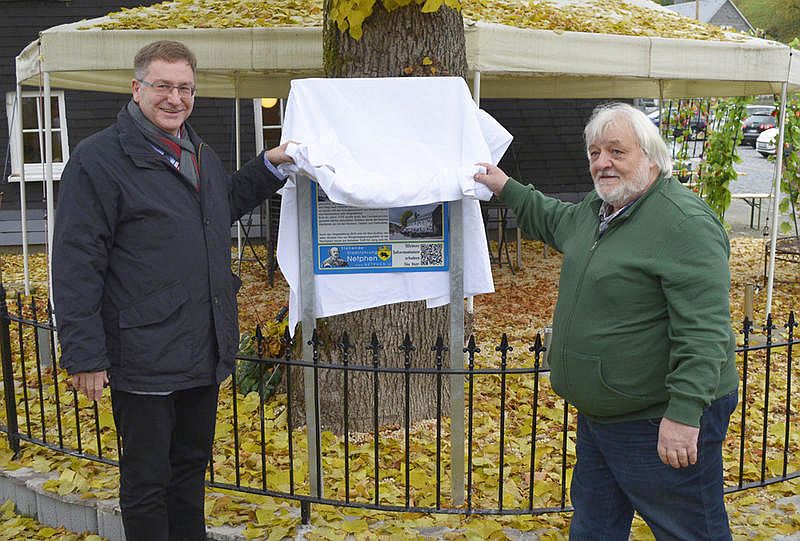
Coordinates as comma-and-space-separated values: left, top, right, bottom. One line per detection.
323, 2, 467, 79
287, 3, 469, 433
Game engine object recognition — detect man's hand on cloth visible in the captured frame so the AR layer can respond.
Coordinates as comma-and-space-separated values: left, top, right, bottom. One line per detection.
267, 141, 297, 166
474, 162, 509, 195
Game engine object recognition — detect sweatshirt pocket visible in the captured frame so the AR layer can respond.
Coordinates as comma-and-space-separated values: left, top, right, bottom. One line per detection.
564, 350, 668, 418
118, 282, 195, 375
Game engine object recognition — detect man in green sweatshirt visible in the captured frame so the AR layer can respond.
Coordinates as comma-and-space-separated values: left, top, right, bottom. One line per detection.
474, 102, 738, 540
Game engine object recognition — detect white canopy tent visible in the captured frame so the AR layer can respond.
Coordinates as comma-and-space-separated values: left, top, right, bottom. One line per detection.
12, 11, 800, 314
16, 19, 800, 99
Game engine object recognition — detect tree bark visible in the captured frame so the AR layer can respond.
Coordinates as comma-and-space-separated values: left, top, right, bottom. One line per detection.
323, 2, 467, 79
287, 2, 469, 433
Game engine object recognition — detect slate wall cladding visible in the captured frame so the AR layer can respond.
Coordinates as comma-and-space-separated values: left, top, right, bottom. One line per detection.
482, 98, 598, 202
711, 3, 751, 31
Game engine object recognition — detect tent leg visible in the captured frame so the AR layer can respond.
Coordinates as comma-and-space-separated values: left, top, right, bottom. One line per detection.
235, 74, 243, 261
766, 81, 789, 316
14, 85, 30, 296
466, 71, 481, 316
43, 73, 56, 308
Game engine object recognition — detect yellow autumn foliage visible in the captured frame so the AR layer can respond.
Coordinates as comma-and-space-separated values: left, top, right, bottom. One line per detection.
88, 0, 740, 43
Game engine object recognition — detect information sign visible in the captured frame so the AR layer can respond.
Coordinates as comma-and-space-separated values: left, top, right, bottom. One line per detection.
312, 184, 449, 274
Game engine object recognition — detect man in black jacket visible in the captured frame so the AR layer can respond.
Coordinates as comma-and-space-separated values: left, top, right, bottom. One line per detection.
52, 40, 291, 540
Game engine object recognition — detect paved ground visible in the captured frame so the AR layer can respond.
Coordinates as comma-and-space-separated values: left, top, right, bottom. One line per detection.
726, 143, 782, 238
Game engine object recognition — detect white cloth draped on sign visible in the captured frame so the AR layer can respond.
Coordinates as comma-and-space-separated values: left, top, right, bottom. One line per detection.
276, 77, 513, 333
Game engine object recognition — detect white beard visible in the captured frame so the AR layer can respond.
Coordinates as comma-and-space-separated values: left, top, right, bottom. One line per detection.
593, 161, 655, 209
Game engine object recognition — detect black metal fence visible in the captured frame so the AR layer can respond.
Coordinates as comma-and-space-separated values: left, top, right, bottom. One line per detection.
1, 286, 799, 522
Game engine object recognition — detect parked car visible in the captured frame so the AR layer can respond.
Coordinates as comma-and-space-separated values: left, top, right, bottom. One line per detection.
756, 127, 777, 157
648, 109, 707, 138
746, 104, 776, 117
742, 114, 777, 146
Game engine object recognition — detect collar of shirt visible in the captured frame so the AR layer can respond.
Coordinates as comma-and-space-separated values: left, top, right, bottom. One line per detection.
598, 199, 637, 237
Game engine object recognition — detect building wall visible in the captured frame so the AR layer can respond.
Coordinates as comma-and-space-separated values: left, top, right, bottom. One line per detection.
482, 98, 597, 202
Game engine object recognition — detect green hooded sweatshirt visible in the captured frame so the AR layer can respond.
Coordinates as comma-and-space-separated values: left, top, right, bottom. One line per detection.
500, 175, 739, 427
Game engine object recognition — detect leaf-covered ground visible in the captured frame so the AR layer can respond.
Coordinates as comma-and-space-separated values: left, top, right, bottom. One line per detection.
1, 237, 800, 540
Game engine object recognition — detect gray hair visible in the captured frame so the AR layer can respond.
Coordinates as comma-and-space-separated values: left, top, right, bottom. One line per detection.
584, 102, 672, 178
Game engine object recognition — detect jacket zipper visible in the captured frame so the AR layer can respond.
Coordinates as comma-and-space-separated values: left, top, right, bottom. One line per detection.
559, 224, 602, 390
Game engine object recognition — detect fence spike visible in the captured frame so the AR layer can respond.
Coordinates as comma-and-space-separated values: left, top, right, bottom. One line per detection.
531, 333, 543, 354
308, 327, 320, 348
465, 334, 480, 355
339, 331, 352, 356
788, 311, 797, 331
255, 325, 264, 358
432, 334, 448, 355
367, 333, 383, 367
399, 332, 415, 354
742, 316, 753, 337
764, 313, 775, 335
496, 332, 513, 354
280, 326, 295, 349
366, 332, 383, 353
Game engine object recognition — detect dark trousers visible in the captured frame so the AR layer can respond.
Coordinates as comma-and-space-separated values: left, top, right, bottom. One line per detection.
569, 391, 738, 540
111, 385, 219, 541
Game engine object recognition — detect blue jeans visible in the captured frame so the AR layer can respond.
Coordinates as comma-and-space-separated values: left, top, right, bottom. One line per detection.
569, 391, 738, 541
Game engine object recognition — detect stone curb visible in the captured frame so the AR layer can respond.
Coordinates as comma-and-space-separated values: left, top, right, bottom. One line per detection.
0, 465, 249, 540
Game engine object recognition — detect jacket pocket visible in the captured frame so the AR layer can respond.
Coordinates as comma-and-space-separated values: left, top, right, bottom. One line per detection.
118, 282, 194, 375
563, 350, 668, 418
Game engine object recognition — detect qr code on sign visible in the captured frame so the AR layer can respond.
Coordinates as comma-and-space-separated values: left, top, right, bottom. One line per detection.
420, 243, 444, 266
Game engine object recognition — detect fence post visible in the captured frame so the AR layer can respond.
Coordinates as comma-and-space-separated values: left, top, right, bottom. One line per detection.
296, 174, 322, 506
744, 284, 755, 323
448, 199, 465, 507
0, 282, 20, 456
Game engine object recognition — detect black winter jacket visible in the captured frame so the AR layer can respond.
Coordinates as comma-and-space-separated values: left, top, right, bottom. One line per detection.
53, 107, 284, 392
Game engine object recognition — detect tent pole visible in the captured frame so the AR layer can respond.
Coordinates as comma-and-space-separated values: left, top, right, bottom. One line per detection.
235, 73, 243, 262
14, 85, 30, 296
766, 81, 789, 316
468, 71, 481, 315
658, 81, 664, 139
43, 72, 56, 308
253, 99, 264, 154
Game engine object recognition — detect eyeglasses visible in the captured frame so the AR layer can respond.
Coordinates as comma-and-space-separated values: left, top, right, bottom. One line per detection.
137, 79, 196, 98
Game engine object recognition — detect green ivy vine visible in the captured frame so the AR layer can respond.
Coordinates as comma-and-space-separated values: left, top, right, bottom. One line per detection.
698, 97, 749, 222
775, 39, 800, 235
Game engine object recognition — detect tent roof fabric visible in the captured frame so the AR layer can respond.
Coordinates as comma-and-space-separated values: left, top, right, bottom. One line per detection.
16, 16, 800, 99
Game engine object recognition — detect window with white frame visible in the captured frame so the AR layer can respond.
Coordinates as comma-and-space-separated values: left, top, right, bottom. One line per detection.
253, 97, 284, 154
5, 91, 69, 182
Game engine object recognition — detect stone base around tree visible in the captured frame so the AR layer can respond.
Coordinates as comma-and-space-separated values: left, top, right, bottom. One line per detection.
0, 465, 250, 541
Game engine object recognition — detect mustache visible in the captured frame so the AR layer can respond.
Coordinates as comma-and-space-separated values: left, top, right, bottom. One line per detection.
594, 169, 620, 179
